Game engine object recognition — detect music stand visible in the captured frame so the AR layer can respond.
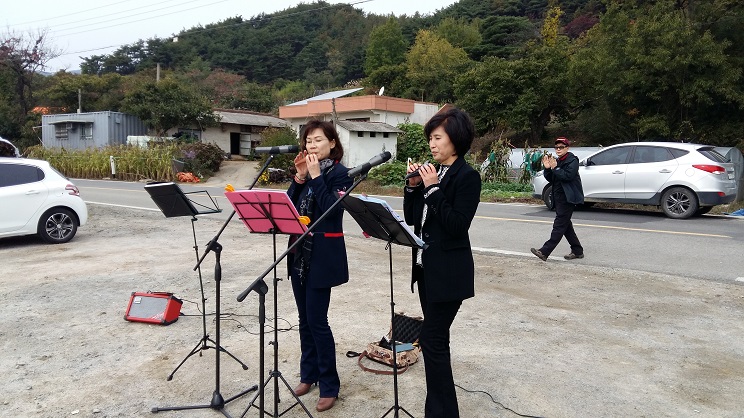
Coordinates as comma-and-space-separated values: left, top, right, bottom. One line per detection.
224, 189, 314, 418
341, 194, 425, 418
146, 182, 256, 416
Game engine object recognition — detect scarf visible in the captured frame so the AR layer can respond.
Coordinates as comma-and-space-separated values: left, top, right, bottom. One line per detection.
294, 158, 335, 282
416, 164, 449, 266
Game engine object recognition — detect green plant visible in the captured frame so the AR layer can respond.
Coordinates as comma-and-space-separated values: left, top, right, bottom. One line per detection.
367, 160, 407, 186
179, 142, 224, 177
256, 126, 299, 184
395, 123, 429, 163
480, 133, 512, 183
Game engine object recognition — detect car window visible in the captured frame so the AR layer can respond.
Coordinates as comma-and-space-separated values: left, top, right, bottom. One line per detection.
669, 148, 689, 159
631, 146, 674, 163
696, 147, 728, 163
589, 147, 631, 166
0, 163, 44, 187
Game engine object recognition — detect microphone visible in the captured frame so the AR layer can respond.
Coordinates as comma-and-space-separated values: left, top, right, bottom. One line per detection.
253, 145, 300, 155
404, 161, 430, 179
347, 151, 392, 178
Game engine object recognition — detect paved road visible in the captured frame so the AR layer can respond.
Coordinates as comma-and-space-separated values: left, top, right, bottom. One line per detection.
75, 179, 744, 284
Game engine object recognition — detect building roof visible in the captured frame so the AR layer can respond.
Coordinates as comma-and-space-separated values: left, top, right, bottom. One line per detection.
287, 88, 363, 106
47, 119, 90, 125
216, 110, 287, 127
336, 120, 402, 133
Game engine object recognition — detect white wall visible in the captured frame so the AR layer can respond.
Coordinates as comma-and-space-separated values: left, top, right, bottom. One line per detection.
342, 131, 398, 168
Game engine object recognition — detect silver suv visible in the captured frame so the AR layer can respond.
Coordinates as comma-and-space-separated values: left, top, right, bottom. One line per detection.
531, 142, 737, 219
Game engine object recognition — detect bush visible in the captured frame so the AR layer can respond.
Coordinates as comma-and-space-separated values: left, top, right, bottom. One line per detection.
256, 126, 298, 184
179, 142, 224, 177
396, 123, 429, 163
367, 160, 407, 187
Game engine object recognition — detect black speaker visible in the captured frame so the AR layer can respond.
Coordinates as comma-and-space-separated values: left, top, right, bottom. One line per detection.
124, 292, 182, 325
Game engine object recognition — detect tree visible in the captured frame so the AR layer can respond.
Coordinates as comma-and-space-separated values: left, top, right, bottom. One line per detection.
38, 72, 125, 113
121, 78, 219, 136
406, 30, 472, 103
364, 17, 409, 92
0, 29, 59, 149
434, 17, 482, 50
0, 29, 59, 116
570, 0, 744, 144
455, 7, 573, 141
468, 15, 536, 60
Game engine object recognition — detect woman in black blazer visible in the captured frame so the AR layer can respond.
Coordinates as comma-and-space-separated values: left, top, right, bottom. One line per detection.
287, 120, 352, 412
403, 108, 481, 418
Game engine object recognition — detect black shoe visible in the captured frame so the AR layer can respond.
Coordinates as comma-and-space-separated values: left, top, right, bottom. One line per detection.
564, 253, 584, 260
530, 248, 547, 261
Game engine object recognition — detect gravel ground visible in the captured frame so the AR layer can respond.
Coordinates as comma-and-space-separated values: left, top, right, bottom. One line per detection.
2, 201, 744, 418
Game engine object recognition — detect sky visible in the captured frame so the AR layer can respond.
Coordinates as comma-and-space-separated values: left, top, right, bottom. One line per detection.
3, 0, 458, 73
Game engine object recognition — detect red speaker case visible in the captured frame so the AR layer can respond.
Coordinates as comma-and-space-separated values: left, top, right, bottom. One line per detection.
124, 292, 183, 325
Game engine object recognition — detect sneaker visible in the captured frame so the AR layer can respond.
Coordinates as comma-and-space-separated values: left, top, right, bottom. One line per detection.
564, 253, 584, 260
530, 248, 547, 261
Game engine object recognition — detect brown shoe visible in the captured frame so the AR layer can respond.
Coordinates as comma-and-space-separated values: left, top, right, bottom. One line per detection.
293, 382, 313, 396
564, 252, 584, 260
316, 397, 336, 412
530, 248, 547, 261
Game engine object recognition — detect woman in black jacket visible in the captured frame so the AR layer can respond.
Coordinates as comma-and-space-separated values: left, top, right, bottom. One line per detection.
287, 120, 352, 412
403, 108, 481, 418
531, 137, 585, 261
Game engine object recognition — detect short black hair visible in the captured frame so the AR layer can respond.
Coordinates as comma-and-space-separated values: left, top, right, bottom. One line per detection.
423, 107, 475, 158
300, 120, 344, 161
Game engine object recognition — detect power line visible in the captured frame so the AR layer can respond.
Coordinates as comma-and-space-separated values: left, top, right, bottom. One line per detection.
53, 0, 218, 37
57, 0, 373, 58
5, 0, 132, 27
48, 0, 185, 31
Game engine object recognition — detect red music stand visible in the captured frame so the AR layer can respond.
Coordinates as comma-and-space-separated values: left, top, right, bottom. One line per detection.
225, 190, 314, 418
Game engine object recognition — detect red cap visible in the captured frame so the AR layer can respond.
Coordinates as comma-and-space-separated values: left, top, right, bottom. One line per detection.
555, 137, 570, 147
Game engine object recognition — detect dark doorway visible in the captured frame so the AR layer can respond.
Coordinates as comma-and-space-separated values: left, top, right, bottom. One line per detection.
230, 132, 241, 155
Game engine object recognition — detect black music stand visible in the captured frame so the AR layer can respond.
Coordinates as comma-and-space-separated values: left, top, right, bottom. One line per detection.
147, 182, 256, 416
224, 189, 314, 418
341, 194, 426, 418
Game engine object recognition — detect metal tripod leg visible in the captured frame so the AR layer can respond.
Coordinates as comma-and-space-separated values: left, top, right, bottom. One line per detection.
379, 242, 415, 418
152, 241, 257, 416
240, 232, 314, 418
168, 217, 249, 381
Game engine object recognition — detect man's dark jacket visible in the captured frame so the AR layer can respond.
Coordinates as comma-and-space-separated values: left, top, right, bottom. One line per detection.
544, 152, 584, 205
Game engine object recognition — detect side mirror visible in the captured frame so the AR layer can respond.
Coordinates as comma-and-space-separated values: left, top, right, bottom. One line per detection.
584, 158, 593, 167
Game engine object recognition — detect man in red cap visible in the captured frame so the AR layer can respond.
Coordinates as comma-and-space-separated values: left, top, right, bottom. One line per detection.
531, 137, 585, 261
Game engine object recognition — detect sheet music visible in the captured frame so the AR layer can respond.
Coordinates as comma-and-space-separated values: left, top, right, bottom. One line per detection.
352, 194, 425, 248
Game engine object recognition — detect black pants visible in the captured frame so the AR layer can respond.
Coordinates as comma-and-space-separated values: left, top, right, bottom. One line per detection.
540, 192, 583, 257
415, 265, 462, 418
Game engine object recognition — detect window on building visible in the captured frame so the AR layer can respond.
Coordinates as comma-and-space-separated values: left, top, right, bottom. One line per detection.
370, 132, 376, 137
383, 132, 389, 138
176, 129, 201, 141
357, 131, 364, 137
81, 123, 93, 141
54, 124, 68, 140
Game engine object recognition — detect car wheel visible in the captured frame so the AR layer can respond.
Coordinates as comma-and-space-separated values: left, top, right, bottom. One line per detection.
38, 208, 78, 244
695, 206, 713, 216
541, 186, 554, 211
661, 187, 698, 219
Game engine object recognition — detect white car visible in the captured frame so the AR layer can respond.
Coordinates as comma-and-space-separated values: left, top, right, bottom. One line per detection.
0, 157, 88, 243
532, 142, 737, 219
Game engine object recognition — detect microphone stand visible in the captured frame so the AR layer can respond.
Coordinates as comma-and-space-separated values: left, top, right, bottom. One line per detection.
194, 154, 276, 270
237, 170, 369, 303
152, 156, 276, 416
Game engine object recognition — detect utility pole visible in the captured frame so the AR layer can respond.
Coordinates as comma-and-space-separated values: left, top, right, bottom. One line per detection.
331, 98, 338, 125
156, 63, 160, 83
77, 89, 81, 113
